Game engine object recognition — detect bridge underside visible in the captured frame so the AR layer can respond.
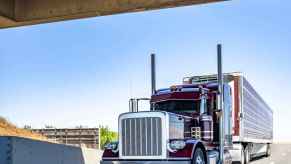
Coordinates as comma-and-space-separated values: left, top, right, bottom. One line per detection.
0, 0, 226, 29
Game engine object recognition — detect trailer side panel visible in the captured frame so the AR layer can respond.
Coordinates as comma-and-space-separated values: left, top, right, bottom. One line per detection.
240, 77, 273, 143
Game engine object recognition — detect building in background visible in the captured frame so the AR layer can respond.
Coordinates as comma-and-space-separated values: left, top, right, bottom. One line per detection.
32, 127, 100, 149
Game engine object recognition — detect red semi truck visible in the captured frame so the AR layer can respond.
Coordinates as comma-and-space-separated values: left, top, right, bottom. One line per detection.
101, 46, 273, 164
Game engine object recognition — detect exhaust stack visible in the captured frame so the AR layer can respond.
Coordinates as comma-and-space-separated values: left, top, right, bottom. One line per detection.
217, 44, 224, 163
150, 53, 157, 111
151, 53, 156, 96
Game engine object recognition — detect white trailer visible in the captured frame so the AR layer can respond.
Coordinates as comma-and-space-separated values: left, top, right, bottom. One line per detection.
230, 73, 273, 164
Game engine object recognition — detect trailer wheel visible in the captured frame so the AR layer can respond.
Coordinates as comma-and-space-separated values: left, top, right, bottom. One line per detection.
245, 146, 250, 164
192, 148, 206, 164
239, 147, 245, 164
266, 144, 271, 157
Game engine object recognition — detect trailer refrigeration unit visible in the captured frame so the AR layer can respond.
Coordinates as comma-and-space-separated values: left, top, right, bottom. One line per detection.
101, 45, 273, 164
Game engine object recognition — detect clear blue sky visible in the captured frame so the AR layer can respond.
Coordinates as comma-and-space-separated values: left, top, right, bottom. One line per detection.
0, 0, 290, 141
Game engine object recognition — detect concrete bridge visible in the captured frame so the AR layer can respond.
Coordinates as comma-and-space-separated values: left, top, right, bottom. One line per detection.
0, 0, 226, 29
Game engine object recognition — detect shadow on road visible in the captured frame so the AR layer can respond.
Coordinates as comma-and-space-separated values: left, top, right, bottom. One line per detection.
251, 156, 270, 162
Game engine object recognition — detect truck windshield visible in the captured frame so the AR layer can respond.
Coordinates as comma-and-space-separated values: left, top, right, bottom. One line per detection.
154, 100, 200, 113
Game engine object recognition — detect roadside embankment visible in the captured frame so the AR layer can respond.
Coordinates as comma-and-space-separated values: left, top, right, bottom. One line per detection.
0, 116, 46, 141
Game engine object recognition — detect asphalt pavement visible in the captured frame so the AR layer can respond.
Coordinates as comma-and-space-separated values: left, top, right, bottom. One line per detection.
251, 144, 291, 164
97, 144, 291, 164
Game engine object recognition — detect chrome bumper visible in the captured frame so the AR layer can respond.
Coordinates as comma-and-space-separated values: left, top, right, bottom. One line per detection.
100, 160, 191, 164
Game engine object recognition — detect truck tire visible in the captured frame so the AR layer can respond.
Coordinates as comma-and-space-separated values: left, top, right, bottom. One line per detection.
245, 146, 250, 164
192, 148, 206, 164
266, 144, 271, 157
239, 147, 245, 164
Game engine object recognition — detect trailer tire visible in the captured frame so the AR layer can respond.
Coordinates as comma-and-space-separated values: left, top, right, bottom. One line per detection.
266, 144, 271, 157
245, 146, 250, 164
192, 148, 206, 164
239, 147, 245, 164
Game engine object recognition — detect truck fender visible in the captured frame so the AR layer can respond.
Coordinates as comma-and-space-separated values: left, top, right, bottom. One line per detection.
185, 139, 208, 163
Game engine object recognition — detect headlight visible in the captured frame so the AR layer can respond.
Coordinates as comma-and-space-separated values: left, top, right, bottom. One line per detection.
168, 140, 186, 152
105, 142, 119, 153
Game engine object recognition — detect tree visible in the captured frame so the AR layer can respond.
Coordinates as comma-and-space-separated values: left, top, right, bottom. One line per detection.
100, 126, 118, 149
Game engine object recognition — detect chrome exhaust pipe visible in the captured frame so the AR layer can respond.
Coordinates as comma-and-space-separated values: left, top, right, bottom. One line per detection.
217, 44, 225, 163
150, 53, 156, 111
151, 53, 156, 95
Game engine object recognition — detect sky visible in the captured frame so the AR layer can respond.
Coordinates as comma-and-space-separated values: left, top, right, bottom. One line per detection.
0, 0, 290, 142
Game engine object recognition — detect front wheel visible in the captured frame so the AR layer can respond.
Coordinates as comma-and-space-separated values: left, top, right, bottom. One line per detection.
192, 148, 206, 164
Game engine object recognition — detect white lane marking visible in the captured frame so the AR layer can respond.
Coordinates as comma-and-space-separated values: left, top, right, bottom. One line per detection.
270, 162, 275, 164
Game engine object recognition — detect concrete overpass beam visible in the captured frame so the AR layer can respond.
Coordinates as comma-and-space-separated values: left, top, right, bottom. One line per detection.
0, 0, 226, 29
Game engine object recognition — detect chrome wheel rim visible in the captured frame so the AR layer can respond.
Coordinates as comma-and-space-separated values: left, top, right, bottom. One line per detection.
245, 147, 250, 163
267, 146, 271, 156
241, 148, 245, 164
195, 153, 205, 164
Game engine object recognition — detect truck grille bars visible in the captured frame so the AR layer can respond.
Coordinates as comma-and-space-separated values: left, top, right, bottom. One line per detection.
121, 117, 162, 157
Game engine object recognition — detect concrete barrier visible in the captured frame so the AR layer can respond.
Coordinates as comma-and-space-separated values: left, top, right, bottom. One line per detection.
0, 136, 100, 164
96, 149, 103, 163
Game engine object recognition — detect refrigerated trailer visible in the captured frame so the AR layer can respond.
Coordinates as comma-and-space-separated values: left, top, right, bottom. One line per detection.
183, 73, 273, 163
101, 46, 273, 164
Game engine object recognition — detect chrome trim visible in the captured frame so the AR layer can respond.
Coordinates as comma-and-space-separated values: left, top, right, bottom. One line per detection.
101, 160, 191, 164
167, 143, 177, 153
119, 111, 168, 160
240, 138, 272, 144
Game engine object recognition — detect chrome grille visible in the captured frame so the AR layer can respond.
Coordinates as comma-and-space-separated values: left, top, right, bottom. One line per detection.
121, 117, 162, 156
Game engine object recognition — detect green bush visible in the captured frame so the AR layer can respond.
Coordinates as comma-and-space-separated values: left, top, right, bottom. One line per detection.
100, 126, 118, 149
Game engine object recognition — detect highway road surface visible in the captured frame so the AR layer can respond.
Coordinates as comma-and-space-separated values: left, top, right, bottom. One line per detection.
251, 144, 291, 164
96, 144, 291, 164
